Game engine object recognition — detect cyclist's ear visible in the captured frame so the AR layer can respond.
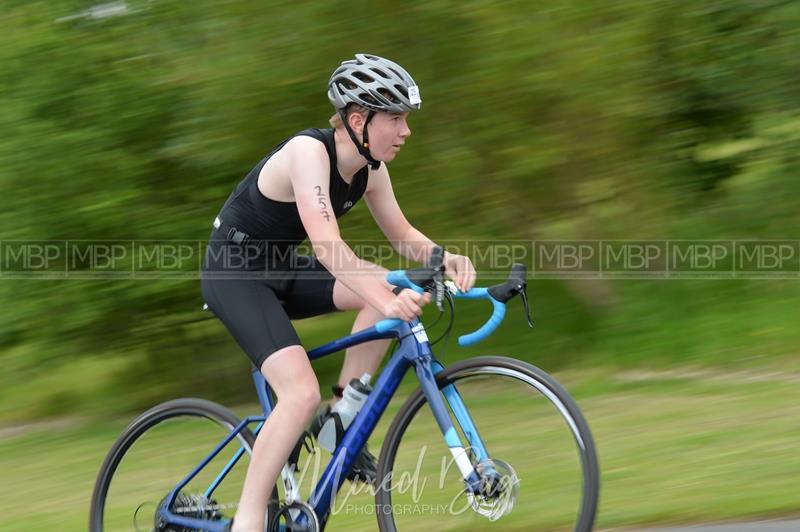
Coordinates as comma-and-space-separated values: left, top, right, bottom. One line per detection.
347, 110, 367, 135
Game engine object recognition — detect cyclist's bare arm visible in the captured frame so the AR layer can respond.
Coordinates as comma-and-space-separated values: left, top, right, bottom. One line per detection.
288, 137, 428, 317
365, 163, 476, 291
365, 163, 438, 262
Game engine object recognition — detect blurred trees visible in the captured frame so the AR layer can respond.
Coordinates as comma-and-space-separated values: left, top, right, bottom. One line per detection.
2, 1, 799, 411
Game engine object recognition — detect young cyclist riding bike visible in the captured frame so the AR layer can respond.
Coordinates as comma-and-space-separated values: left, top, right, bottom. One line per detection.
200, 53, 476, 532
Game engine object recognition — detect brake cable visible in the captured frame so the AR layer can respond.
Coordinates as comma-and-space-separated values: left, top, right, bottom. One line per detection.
428, 289, 456, 349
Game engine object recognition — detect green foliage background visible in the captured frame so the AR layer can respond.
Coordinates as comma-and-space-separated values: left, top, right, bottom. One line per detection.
2, 0, 800, 420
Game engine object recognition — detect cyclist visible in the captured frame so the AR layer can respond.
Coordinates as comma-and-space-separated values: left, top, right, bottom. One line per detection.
201, 53, 476, 531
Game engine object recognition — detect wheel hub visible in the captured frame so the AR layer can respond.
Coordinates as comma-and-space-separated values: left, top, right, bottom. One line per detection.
466, 459, 519, 521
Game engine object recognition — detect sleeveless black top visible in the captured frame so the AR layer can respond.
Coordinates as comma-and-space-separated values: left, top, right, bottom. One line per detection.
208, 128, 369, 269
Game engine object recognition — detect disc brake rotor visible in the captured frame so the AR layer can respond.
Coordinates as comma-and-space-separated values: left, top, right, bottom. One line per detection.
465, 458, 520, 521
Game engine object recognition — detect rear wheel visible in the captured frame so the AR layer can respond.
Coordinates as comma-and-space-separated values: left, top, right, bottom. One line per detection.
375, 356, 599, 531
89, 398, 278, 531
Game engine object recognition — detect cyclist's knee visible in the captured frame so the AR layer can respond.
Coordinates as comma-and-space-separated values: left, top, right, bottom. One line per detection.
295, 384, 322, 413
280, 378, 321, 420
278, 384, 322, 424
261, 346, 321, 418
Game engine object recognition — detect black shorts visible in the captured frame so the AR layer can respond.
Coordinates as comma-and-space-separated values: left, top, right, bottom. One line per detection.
200, 235, 339, 369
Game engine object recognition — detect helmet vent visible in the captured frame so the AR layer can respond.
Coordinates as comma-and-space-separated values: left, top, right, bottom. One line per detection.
377, 87, 398, 103
360, 92, 379, 107
388, 67, 404, 79
352, 71, 375, 83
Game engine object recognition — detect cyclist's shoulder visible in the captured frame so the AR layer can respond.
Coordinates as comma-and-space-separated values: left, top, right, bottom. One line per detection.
275, 130, 332, 186
293, 127, 333, 143
282, 128, 331, 159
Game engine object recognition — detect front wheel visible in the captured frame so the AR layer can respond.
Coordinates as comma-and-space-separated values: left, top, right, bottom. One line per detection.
375, 356, 599, 531
89, 398, 276, 531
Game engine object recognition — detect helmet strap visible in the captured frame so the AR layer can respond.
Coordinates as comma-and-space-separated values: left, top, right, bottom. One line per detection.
340, 109, 380, 170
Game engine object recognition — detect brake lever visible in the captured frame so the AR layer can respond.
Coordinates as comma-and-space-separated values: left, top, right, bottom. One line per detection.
433, 277, 445, 311
486, 263, 533, 328
429, 246, 446, 312
519, 284, 534, 328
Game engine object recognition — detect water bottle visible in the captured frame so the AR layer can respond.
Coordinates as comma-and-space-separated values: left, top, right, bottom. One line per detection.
317, 373, 372, 452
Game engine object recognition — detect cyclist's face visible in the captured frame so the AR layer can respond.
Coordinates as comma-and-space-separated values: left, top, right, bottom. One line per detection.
367, 112, 411, 162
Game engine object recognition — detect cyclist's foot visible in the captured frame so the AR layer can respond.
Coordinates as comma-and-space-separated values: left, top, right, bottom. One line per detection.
308, 404, 331, 437
348, 443, 378, 486
307, 405, 378, 486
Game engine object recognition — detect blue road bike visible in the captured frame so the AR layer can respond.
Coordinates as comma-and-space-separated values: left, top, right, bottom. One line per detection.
90, 248, 599, 531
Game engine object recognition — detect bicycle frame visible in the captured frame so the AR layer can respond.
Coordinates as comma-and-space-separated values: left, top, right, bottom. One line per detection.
158, 317, 490, 531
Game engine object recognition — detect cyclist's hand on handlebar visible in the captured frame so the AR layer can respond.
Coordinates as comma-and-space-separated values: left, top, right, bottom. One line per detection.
384, 289, 432, 321
443, 252, 477, 292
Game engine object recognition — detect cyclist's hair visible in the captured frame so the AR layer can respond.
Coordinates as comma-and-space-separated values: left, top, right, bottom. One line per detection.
329, 103, 370, 129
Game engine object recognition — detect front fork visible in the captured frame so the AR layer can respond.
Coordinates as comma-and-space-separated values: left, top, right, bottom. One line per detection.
413, 355, 492, 494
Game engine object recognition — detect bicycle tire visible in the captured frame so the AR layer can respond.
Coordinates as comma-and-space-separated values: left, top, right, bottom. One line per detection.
89, 398, 277, 531
375, 356, 599, 531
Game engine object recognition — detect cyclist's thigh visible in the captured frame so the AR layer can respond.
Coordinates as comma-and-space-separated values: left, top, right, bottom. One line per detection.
202, 276, 301, 370
330, 262, 392, 311
281, 256, 341, 319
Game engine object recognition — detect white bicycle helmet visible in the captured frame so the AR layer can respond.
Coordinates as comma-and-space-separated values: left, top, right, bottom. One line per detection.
327, 54, 422, 168
328, 53, 422, 113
